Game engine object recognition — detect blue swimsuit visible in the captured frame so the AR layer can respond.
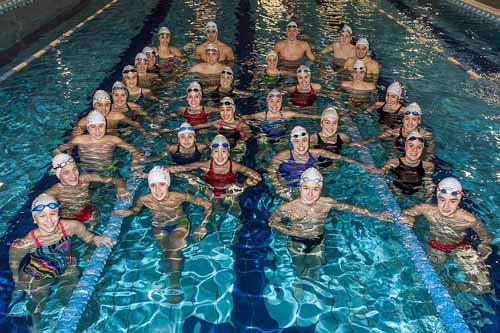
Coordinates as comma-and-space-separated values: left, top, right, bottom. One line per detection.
279, 151, 317, 186
262, 110, 287, 137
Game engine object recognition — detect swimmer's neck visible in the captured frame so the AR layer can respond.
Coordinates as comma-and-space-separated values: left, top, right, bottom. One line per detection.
112, 103, 127, 110
319, 130, 337, 138
188, 104, 202, 110
402, 124, 417, 133
401, 156, 421, 166
179, 144, 196, 153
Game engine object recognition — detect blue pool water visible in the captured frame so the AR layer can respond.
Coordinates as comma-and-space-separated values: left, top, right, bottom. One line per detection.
0, 0, 499, 332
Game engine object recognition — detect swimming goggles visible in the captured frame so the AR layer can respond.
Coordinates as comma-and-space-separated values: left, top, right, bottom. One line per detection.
438, 187, 463, 196
300, 175, 322, 183
222, 101, 234, 106
135, 58, 148, 63
123, 69, 137, 75
53, 160, 74, 170
287, 24, 298, 29
292, 132, 308, 139
221, 70, 233, 76
178, 125, 195, 133
32, 202, 62, 212
212, 143, 229, 149
352, 66, 365, 71
159, 33, 170, 37
187, 88, 201, 93
404, 111, 420, 116
206, 50, 218, 55
406, 136, 424, 142
297, 68, 310, 74
206, 29, 217, 34
267, 91, 282, 98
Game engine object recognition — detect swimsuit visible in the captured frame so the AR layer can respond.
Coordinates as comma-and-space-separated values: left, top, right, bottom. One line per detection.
290, 234, 324, 253
279, 151, 317, 186
428, 239, 470, 253
377, 102, 403, 128
170, 144, 202, 165
392, 158, 425, 194
204, 159, 236, 197
290, 85, 317, 107
128, 88, 145, 106
211, 85, 235, 103
72, 206, 93, 222
217, 119, 246, 146
183, 107, 208, 126
154, 216, 190, 233
23, 223, 72, 280
314, 133, 343, 168
262, 110, 287, 137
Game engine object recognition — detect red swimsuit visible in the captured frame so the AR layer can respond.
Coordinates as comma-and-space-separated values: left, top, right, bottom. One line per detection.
183, 107, 208, 126
204, 160, 236, 197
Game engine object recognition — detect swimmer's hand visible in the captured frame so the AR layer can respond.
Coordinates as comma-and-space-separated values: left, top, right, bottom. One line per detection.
367, 166, 384, 175
192, 225, 207, 241
117, 188, 133, 201
94, 235, 114, 248
113, 209, 134, 217
378, 211, 393, 222
159, 128, 176, 134
225, 184, 245, 195
398, 215, 415, 227
147, 131, 160, 137
348, 142, 365, 148
244, 177, 259, 187
276, 187, 293, 201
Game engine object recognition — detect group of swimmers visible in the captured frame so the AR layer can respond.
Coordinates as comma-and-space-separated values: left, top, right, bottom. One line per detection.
8, 19, 494, 318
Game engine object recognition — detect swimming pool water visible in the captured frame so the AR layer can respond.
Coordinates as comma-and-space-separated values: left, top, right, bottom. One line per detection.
0, 0, 499, 332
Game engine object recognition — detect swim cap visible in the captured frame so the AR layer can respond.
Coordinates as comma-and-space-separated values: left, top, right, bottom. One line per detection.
222, 66, 233, 76
187, 81, 202, 96
31, 193, 60, 214
205, 43, 219, 53
178, 122, 195, 136
52, 153, 75, 177
321, 106, 339, 120
386, 81, 402, 98
158, 27, 170, 35
266, 50, 278, 59
296, 65, 311, 74
405, 131, 424, 143
437, 177, 463, 197
290, 126, 308, 140
340, 25, 352, 34
405, 102, 422, 116
205, 21, 218, 31
142, 46, 154, 55
211, 134, 230, 149
356, 38, 369, 48
352, 60, 366, 72
112, 81, 128, 93
221, 96, 235, 108
93, 90, 111, 106
267, 89, 282, 99
87, 110, 106, 127
287, 21, 298, 28
122, 65, 136, 74
135, 52, 148, 63
300, 167, 323, 186
148, 166, 170, 186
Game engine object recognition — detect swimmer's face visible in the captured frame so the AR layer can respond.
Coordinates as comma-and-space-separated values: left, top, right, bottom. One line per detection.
352, 69, 366, 81
220, 71, 233, 88
356, 45, 368, 59
150, 182, 168, 201
321, 117, 338, 135
88, 123, 106, 140
187, 92, 201, 107
292, 135, 309, 155
297, 72, 311, 86
437, 193, 460, 217
146, 54, 156, 67
405, 139, 424, 161
267, 56, 278, 69
385, 92, 399, 105
135, 61, 147, 73
124, 74, 138, 87
206, 29, 218, 42
59, 162, 79, 186
206, 50, 219, 64
94, 101, 111, 114
112, 89, 128, 107
340, 32, 352, 44
403, 114, 421, 131
220, 105, 235, 122
159, 33, 170, 43
267, 96, 282, 112
286, 26, 298, 40
33, 208, 60, 233
300, 182, 322, 205
178, 132, 195, 149
211, 147, 230, 166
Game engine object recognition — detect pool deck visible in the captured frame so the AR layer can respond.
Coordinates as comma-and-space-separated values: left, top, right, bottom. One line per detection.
465, 0, 500, 15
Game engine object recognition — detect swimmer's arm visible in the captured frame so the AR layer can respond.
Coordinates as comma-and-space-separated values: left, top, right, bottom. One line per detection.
147, 149, 169, 162
312, 149, 381, 174
204, 106, 220, 114
166, 161, 208, 173
171, 46, 183, 58
325, 198, 392, 222
114, 196, 145, 217
71, 118, 86, 138
64, 219, 114, 248
113, 138, 143, 168
193, 121, 217, 130
381, 158, 399, 174
308, 133, 319, 146
186, 194, 213, 227
399, 204, 431, 226
285, 111, 321, 119
312, 83, 322, 92
53, 139, 78, 155
194, 45, 204, 61
85, 174, 130, 199
366, 102, 384, 112
233, 163, 262, 186
319, 43, 334, 56
339, 132, 351, 144
9, 238, 33, 284
304, 43, 315, 61
120, 115, 148, 136
423, 130, 435, 157
349, 130, 391, 147
464, 212, 492, 258
233, 88, 252, 97
268, 151, 291, 200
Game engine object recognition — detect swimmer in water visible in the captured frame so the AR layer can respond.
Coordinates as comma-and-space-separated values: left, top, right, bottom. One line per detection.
253, 50, 294, 87
353, 102, 434, 157
121, 65, 154, 106
273, 21, 316, 64
268, 126, 380, 200
205, 66, 252, 102
381, 131, 434, 195
166, 135, 261, 198
367, 81, 406, 128
283, 65, 322, 107
149, 123, 207, 165
319, 25, 356, 65
54, 111, 143, 173
153, 27, 183, 61
344, 38, 380, 78
72, 90, 149, 138
189, 44, 226, 76
45, 153, 131, 224
9, 194, 113, 315
194, 21, 234, 62
134, 52, 158, 85
114, 167, 212, 301
142, 47, 160, 74
174, 81, 218, 126
399, 177, 492, 293
269, 168, 391, 278
110, 81, 155, 125
341, 60, 376, 92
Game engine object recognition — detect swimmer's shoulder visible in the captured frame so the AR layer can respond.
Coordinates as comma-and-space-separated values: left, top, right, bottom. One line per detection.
11, 234, 35, 251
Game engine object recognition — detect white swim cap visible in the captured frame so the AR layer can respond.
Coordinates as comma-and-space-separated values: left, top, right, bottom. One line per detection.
352, 60, 366, 71
290, 126, 308, 140
340, 25, 352, 34
178, 122, 195, 136
405, 131, 424, 143
135, 52, 148, 63
221, 96, 235, 108
187, 81, 202, 96
205, 21, 218, 31
437, 177, 463, 197
52, 153, 75, 177
405, 102, 422, 116
122, 65, 136, 74
266, 50, 278, 59
87, 110, 106, 127
205, 43, 219, 53
287, 21, 298, 28
158, 27, 170, 35
321, 106, 339, 120
387, 81, 402, 98
296, 65, 311, 74
112, 81, 128, 92
211, 134, 230, 149
356, 37, 369, 48
300, 167, 323, 186
142, 46, 154, 55
93, 90, 111, 106
31, 193, 60, 214
148, 166, 170, 186
222, 66, 233, 76
267, 89, 282, 99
